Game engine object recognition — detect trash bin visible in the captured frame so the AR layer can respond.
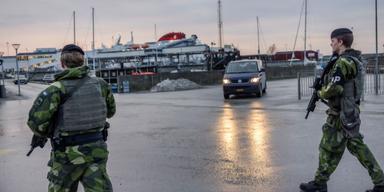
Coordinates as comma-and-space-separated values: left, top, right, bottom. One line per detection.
110, 83, 118, 93
0, 85, 6, 98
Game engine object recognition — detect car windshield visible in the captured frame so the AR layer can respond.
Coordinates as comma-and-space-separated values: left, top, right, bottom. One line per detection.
225, 62, 259, 74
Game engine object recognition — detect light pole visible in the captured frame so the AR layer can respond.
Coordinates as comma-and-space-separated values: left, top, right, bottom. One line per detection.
210, 42, 216, 71
374, 0, 379, 95
12, 44, 21, 96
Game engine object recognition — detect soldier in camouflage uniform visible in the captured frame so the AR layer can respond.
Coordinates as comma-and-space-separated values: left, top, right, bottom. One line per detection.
27, 44, 116, 192
300, 28, 384, 192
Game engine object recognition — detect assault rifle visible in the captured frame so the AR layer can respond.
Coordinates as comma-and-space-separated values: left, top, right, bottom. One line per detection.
26, 135, 48, 156
304, 53, 339, 119
305, 77, 322, 119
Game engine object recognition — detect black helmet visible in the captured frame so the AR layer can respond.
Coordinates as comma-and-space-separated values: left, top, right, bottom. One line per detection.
331, 28, 352, 39
61, 44, 84, 55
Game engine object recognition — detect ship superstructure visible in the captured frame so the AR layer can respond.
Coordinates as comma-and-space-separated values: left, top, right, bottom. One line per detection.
87, 32, 239, 73
3, 32, 240, 74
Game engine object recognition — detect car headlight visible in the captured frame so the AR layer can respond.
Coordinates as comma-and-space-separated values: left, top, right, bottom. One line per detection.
223, 79, 231, 84
250, 77, 260, 83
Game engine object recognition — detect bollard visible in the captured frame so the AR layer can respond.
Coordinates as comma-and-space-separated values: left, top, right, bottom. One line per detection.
298, 72, 301, 100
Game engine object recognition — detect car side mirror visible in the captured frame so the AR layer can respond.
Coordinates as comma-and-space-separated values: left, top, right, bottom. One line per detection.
259, 68, 265, 72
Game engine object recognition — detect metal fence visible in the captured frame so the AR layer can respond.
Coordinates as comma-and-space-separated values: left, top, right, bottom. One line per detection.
297, 67, 317, 100
363, 57, 384, 95
298, 56, 384, 100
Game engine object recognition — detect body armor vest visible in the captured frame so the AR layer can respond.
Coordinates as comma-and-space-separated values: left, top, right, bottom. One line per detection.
56, 77, 107, 134
325, 56, 364, 112
339, 56, 364, 137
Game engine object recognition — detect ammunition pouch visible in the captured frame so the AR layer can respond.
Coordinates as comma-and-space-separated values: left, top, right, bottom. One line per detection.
51, 131, 104, 151
340, 102, 360, 130
339, 80, 361, 138
51, 122, 110, 151
340, 97, 361, 137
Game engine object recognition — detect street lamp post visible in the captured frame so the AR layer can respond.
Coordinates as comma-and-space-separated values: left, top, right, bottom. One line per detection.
210, 42, 216, 71
12, 44, 21, 96
374, 0, 379, 95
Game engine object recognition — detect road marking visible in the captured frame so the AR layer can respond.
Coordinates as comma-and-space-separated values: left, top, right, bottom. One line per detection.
0, 149, 14, 156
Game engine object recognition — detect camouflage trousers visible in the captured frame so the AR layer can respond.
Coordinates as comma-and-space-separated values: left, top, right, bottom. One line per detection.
47, 140, 113, 192
314, 115, 384, 185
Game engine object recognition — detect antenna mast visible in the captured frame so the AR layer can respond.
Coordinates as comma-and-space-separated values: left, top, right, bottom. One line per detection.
131, 31, 134, 44
304, 0, 307, 65
154, 24, 157, 41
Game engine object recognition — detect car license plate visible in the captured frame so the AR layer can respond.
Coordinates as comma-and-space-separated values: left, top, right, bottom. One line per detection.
236, 88, 244, 92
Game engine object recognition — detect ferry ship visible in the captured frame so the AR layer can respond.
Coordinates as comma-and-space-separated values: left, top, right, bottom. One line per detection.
86, 32, 240, 73
2, 32, 239, 75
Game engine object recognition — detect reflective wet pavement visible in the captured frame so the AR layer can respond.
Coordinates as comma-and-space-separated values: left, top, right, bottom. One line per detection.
1, 79, 384, 192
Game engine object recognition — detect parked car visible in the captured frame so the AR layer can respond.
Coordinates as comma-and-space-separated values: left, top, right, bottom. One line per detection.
222, 59, 267, 99
42, 74, 55, 84
13, 75, 28, 85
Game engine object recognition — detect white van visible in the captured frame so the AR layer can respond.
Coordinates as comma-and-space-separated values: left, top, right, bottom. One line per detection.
13, 75, 28, 85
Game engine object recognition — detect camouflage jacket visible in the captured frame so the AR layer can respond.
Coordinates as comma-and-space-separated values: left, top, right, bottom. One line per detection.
27, 66, 116, 137
319, 49, 361, 111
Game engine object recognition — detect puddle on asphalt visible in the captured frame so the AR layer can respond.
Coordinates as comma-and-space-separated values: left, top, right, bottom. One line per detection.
214, 102, 278, 187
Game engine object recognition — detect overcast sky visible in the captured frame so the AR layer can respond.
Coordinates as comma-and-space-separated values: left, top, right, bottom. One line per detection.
0, 0, 383, 56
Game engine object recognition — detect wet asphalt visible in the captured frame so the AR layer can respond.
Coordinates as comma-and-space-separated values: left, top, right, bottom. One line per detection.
1, 78, 384, 192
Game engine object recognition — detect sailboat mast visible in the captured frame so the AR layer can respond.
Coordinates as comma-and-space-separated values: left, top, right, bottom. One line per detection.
218, 0, 223, 48
303, 0, 307, 65
73, 11, 76, 44
92, 7, 96, 71
257, 16, 260, 55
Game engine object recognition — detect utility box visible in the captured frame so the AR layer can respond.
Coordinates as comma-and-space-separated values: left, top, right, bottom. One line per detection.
110, 83, 118, 93
122, 80, 130, 93
0, 85, 6, 98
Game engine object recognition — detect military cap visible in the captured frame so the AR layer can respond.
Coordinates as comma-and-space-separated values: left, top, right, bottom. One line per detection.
331, 28, 353, 38
61, 44, 84, 55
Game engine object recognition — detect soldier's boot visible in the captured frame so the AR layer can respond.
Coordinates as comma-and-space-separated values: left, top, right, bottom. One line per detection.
366, 185, 384, 192
299, 181, 327, 192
